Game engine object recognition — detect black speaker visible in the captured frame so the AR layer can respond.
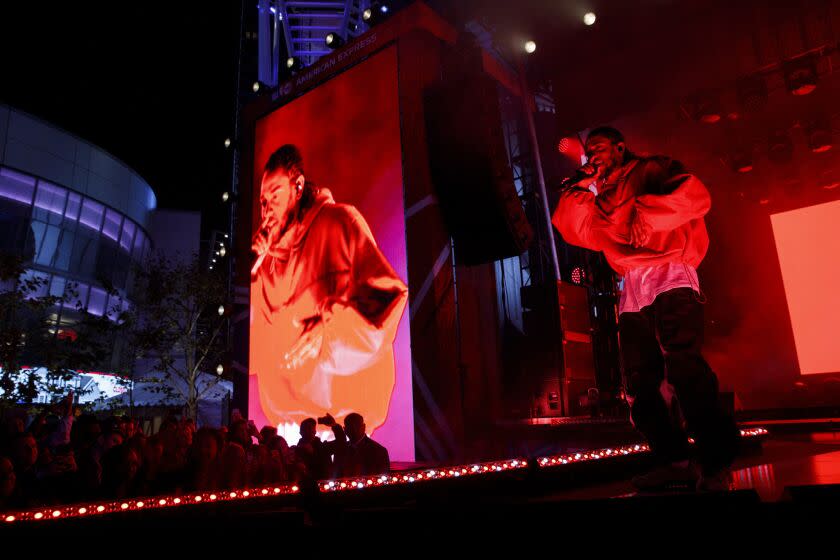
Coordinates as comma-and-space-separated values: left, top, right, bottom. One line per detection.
424, 68, 533, 265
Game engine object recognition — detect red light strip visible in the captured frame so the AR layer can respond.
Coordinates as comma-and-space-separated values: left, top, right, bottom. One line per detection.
1, 428, 767, 524
320, 458, 530, 494
537, 443, 651, 468
2, 484, 299, 524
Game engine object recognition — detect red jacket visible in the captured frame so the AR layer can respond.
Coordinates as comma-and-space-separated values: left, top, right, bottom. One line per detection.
250, 189, 408, 431
551, 156, 711, 276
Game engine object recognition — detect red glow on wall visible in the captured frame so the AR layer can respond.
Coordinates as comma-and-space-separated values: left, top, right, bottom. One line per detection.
771, 200, 840, 375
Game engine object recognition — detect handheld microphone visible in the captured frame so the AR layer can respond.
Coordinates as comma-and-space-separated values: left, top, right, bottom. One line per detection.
251, 215, 274, 276
557, 163, 598, 191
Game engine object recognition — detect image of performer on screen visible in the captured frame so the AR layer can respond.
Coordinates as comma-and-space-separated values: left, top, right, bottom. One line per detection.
250, 144, 408, 437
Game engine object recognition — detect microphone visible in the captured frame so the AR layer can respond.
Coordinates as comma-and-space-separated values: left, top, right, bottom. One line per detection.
557, 163, 598, 191
251, 215, 275, 276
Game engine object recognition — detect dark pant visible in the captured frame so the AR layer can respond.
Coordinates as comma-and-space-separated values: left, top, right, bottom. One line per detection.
619, 287, 739, 473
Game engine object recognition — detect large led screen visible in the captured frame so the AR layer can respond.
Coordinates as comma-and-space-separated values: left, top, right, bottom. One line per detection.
771, 199, 840, 376
249, 47, 413, 460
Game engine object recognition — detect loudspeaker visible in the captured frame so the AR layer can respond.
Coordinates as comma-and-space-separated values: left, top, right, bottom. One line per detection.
424, 66, 533, 265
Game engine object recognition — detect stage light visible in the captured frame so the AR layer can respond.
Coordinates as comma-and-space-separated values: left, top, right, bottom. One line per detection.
806, 119, 832, 153
325, 33, 345, 49
784, 56, 818, 96
571, 266, 585, 285
218, 305, 225, 316
768, 129, 794, 163
224, 234, 229, 238
216, 364, 224, 376
737, 75, 768, 113
362, 2, 389, 25
524, 40, 537, 54
222, 190, 243, 205
252, 80, 271, 94
224, 137, 232, 149
557, 137, 575, 154
584, 12, 596, 26
686, 92, 722, 124
219, 245, 227, 257
286, 57, 304, 72
730, 150, 754, 173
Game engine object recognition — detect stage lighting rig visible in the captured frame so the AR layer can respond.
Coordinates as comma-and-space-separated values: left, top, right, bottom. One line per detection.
685, 92, 722, 124
286, 57, 304, 73
252, 80, 271, 95
783, 56, 818, 96
806, 118, 832, 153
221, 191, 239, 203
362, 2, 390, 26
729, 149, 753, 173
325, 32, 345, 49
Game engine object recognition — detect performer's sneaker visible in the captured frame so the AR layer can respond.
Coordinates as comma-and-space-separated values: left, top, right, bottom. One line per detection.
696, 468, 733, 492
631, 462, 698, 491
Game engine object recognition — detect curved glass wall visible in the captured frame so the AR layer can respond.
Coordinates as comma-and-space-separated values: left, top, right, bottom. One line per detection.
0, 165, 151, 321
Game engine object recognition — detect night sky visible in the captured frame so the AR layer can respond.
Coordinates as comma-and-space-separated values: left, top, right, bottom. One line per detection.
0, 2, 245, 235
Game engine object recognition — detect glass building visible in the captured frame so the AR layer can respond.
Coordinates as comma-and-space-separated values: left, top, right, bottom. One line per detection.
0, 103, 157, 332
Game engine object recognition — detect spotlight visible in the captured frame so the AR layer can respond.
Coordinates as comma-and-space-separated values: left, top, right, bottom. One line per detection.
252, 80, 271, 94
216, 364, 224, 376
557, 137, 573, 153
783, 56, 818, 96
584, 12, 597, 26
686, 92, 722, 124
729, 150, 753, 173
806, 118, 832, 153
224, 137, 233, 149
736, 76, 768, 113
221, 191, 238, 203
219, 245, 227, 257
571, 266, 585, 285
325, 33, 345, 49
768, 129, 794, 163
218, 305, 225, 316
524, 40, 536, 54
362, 2, 389, 25
286, 57, 304, 72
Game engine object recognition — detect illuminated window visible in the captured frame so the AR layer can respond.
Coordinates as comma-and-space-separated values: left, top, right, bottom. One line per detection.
79, 199, 105, 232
102, 208, 122, 242
0, 167, 36, 204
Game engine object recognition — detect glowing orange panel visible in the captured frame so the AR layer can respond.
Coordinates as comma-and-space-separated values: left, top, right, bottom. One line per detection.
771, 200, 840, 375
249, 46, 413, 459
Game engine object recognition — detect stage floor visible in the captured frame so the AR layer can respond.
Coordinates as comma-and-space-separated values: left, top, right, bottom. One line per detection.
535, 430, 840, 502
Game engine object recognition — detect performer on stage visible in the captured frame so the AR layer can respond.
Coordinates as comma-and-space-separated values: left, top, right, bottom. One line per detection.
250, 144, 408, 438
552, 127, 739, 491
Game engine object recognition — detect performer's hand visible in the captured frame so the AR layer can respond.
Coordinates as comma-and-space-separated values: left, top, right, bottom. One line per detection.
251, 214, 280, 256
629, 210, 652, 248
283, 316, 324, 370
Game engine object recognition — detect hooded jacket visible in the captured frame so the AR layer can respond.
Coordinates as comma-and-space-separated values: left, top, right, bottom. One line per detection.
250, 189, 408, 430
551, 156, 711, 276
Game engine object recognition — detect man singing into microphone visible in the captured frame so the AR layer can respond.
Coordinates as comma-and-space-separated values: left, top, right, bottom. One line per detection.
552, 127, 739, 491
250, 144, 408, 440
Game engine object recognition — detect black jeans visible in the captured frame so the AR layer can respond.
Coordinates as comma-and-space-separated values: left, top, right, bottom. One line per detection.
619, 287, 739, 473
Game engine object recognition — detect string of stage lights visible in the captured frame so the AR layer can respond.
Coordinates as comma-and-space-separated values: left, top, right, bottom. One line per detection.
1, 428, 767, 524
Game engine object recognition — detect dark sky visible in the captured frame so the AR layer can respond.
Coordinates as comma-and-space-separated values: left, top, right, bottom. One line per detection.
0, 2, 244, 235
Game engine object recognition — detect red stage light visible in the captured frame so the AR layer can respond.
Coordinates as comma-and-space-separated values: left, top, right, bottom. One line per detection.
558, 137, 573, 153
571, 266, 585, 284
